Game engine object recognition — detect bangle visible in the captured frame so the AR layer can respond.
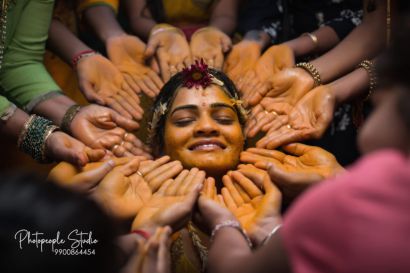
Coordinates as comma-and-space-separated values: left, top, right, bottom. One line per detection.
17, 115, 59, 163
61, 104, 81, 134
149, 23, 185, 38
301, 32, 318, 50
130, 229, 151, 240
71, 50, 98, 68
41, 125, 60, 162
357, 60, 377, 101
295, 62, 322, 87
261, 224, 282, 246
211, 220, 253, 249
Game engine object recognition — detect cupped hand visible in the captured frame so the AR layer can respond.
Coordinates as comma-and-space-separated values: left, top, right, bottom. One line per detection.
46, 131, 105, 166
224, 41, 262, 90
106, 34, 163, 98
221, 170, 281, 240
190, 27, 231, 69
70, 104, 150, 157
93, 157, 151, 219
242, 143, 344, 200
131, 168, 205, 231
245, 67, 314, 107
76, 54, 143, 120
48, 157, 136, 192
256, 84, 336, 149
240, 45, 294, 100
145, 25, 192, 82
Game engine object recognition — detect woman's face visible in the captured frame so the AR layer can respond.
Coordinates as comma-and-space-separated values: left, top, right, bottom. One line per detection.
358, 87, 410, 154
164, 85, 244, 177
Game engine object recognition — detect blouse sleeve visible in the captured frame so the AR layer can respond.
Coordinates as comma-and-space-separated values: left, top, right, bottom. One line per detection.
77, 0, 119, 14
0, 0, 63, 112
324, 8, 363, 40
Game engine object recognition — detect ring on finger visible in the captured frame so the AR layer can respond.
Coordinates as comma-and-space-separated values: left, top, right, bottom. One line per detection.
136, 170, 143, 177
113, 144, 120, 151
286, 124, 292, 129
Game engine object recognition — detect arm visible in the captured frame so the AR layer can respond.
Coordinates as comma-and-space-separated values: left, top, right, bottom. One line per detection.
209, 0, 239, 35
126, 0, 157, 40
310, 0, 386, 83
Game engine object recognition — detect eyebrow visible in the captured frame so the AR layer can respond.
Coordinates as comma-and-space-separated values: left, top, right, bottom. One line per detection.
170, 103, 235, 115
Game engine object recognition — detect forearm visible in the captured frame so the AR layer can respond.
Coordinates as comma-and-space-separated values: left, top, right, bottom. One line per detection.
209, 0, 238, 35
125, 0, 157, 40
47, 19, 91, 65
284, 26, 340, 57
32, 95, 76, 127
0, 107, 29, 139
310, 1, 386, 83
83, 5, 126, 43
210, 16, 237, 35
330, 67, 371, 105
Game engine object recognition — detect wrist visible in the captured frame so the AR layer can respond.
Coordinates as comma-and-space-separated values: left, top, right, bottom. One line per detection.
150, 23, 185, 38
61, 104, 82, 134
248, 216, 282, 246
72, 49, 99, 68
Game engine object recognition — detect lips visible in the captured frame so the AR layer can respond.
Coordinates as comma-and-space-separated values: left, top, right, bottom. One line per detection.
188, 140, 226, 151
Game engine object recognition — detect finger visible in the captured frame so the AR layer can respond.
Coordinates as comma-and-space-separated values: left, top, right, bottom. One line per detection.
79, 80, 105, 105
124, 74, 142, 95
139, 156, 171, 175
232, 182, 252, 203
217, 194, 226, 207
231, 171, 263, 197
267, 164, 322, 188
113, 94, 142, 121
245, 148, 286, 162
112, 144, 127, 157
222, 175, 244, 206
108, 108, 140, 131
158, 55, 171, 82
119, 91, 144, 120
156, 179, 174, 195
281, 143, 312, 156
221, 187, 237, 211
137, 76, 157, 98
105, 97, 133, 120
177, 168, 199, 195
84, 147, 106, 162
185, 170, 206, 194
148, 161, 184, 191
166, 169, 189, 195
148, 70, 164, 91
114, 157, 141, 176
214, 52, 224, 70
144, 37, 159, 60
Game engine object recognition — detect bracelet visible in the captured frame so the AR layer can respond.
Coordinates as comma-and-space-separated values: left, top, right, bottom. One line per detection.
261, 224, 282, 246
295, 62, 322, 87
17, 115, 58, 163
61, 104, 81, 134
130, 229, 151, 240
149, 23, 185, 38
211, 220, 253, 249
71, 50, 98, 68
301, 32, 318, 50
41, 125, 60, 163
357, 60, 377, 101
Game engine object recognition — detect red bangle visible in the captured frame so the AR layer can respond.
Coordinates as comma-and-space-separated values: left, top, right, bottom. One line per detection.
130, 229, 151, 240
71, 50, 97, 68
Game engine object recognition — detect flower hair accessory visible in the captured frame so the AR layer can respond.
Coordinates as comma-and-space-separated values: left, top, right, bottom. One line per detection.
182, 59, 223, 89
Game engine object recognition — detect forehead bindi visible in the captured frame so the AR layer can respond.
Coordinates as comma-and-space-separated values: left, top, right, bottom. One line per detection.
171, 86, 232, 110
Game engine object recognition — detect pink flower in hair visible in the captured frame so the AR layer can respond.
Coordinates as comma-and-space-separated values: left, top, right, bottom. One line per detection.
181, 59, 212, 89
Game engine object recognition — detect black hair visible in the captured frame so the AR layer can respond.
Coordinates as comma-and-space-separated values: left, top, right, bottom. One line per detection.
149, 68, 247, 156
0, 172, 121, 273
376, 13, 410, 130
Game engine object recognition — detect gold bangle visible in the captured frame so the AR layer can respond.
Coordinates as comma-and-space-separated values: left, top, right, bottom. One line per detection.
357, 60, 377, 101
149, 23, 185, 38
301, 32, 318, 50
61, 104, 81, 134
295, 62, 322, 87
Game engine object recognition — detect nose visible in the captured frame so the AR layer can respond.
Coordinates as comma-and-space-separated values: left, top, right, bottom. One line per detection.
193, 115, 220, 137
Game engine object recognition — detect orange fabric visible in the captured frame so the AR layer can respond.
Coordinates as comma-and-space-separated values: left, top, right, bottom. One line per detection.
77, 0, 119, 13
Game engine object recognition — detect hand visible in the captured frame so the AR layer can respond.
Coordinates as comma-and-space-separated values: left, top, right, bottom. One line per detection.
197, 177, 236, 231
131, 168, 205, 231
145, 25, 192, 82
190, 27, 231, 69
93, 157, 150, 219
121, 227, 172, 273
76, 54, 143, 120
46, 131, 105, 166
224, 41, 262, 91
48, 157, 135, 192
70, 104, 150, 157
242, 144, 344, 200
245, 67, 314, 107
221, 170, 282, 243
241, 45, 294, 101
256, 85, 336, 149
106, 35, 164, 98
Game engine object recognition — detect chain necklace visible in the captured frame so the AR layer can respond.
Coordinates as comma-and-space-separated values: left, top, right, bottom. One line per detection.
0, 0, 13, 71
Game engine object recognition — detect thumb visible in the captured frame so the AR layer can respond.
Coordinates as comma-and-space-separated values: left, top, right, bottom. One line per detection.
70, 160, 116, 190
85, 147, 106, 162
109, 108, 140, 131
144, 37, 159, 60
79, 80, 105, 105
221, 34, 232, 53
